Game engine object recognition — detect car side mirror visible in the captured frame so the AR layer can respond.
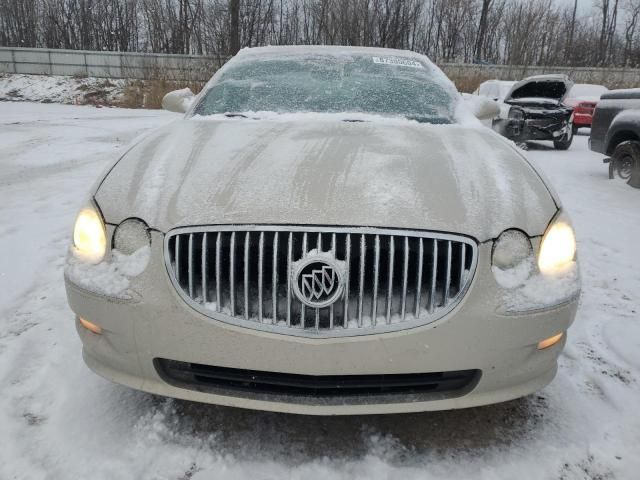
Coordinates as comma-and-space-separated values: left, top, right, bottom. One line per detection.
464, 95, 500, 121
162, 88, 195, 114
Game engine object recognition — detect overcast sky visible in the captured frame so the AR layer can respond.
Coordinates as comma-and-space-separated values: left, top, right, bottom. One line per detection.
561, 0, 595, 14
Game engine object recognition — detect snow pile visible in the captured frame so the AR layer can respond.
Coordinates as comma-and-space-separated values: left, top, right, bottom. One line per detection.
65, 246, 150, 298
494, 259, 581, 312
492, 257, 535, 289
193, 110, 455, 125
492, 230, 534, 271
161, 87, 195, 112
0, 73, 125, 105
1, 103, 640, 480
192, 102, 488, 127
459, 93, 496, 126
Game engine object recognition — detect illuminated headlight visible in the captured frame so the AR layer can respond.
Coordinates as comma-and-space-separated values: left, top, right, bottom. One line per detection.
508, 107, 524, 120
538, 211, 577, 275
492, 229, 532, 270
72, 202, 107, 263
113, 218, 151, 255
493, 212, 580, 312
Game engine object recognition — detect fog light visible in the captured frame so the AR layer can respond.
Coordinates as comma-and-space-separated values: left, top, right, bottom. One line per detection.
79, 317, 103, 335
113, 218, 151, 255
537, 332, 563, 350
492, 229, 533, 270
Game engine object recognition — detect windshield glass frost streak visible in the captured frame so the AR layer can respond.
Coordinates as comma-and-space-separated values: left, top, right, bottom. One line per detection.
194, 54, 457, 124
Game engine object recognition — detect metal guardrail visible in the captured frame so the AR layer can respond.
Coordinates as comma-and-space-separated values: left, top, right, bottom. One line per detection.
2, 46, 640, 86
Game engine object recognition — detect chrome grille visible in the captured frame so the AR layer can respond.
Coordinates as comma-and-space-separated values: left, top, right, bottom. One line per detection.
165, 226, 477, 337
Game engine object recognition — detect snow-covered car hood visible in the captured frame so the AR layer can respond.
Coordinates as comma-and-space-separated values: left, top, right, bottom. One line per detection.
95, 116, 558, 242
504, 75, 573, 103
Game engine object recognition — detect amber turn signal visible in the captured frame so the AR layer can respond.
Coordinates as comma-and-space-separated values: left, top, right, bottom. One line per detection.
537, 332, 563, 350
79, 317, 103, 335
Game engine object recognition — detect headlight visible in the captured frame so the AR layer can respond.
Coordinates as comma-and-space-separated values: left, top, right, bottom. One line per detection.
113, 218, 151, 255
72, 202, 107, 263
508, 107, 524, 120
492, 229, 532, 270
538, 211, 577, 275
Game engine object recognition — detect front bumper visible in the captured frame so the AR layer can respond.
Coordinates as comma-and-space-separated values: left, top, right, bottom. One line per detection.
66, 232, 578, 415
493, 118, 571, 142
573, 112, 593, 127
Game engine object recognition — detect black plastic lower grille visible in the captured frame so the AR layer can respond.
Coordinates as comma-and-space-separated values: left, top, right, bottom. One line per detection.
155, 358, 480, 398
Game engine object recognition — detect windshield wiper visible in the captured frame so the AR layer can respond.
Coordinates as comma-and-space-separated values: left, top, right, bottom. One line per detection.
224, 112, 249, 118
406, 115, 452, 125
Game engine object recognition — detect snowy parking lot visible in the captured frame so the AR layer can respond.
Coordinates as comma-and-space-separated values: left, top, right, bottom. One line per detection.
0, 102, 639, 479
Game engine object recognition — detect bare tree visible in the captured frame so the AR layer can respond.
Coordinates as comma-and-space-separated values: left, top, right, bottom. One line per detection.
1, 0, 640, 68
474, 0, 493, 61
624, 0, 640, 65
564, 0, 578, 64
229, 0, 240, 53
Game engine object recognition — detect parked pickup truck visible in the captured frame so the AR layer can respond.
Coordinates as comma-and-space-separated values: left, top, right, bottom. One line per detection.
590, 89, 640, 187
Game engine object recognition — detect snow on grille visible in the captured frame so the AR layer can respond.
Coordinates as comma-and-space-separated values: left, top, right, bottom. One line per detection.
165, 226, 477, 337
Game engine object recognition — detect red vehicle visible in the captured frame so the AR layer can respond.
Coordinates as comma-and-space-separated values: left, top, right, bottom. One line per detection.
564, 84, 608, 131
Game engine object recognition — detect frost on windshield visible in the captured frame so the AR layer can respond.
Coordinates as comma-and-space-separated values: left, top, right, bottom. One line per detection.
193, 50, 459, 124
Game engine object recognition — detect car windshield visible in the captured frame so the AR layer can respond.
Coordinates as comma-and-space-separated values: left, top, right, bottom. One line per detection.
193, 51, 458, 124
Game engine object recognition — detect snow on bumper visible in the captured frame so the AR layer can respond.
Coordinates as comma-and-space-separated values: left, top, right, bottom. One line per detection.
65, 233, 578, 415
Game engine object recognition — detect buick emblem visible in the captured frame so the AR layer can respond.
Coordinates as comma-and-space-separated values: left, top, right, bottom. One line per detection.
292, 254, 345, 308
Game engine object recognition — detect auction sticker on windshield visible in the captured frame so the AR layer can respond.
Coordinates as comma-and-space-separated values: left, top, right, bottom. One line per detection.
372, 56, 424, 68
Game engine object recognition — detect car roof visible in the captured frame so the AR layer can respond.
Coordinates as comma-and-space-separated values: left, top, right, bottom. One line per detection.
236, 45, 425, 59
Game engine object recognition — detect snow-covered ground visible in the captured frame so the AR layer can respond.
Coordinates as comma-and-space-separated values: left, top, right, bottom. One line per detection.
0, 102, 638, 479
0, 73, 125, 105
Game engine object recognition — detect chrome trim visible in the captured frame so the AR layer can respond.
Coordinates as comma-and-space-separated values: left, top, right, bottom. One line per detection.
415, 237, 423, 317
429, 239, 438, 314
371, 234, 380, 325
165, 225, 478, 338
401, 236, 409, 322
271, 232, 278, 324
357, 234, 365, 328
215, 232, 221, 311
444, 240, 452, 306
243, 232, 250, 321
385, 236, 394, 324
459, 243, 466, 295
175, 235, 181, 284
343, 233, 351, 328
188, 233, 194, 298
229, 231, 236, 317
286, 232, 292, 326
201, 233, 208, 304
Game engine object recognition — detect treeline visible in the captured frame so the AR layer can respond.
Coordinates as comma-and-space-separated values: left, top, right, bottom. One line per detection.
2, 0, 640, 68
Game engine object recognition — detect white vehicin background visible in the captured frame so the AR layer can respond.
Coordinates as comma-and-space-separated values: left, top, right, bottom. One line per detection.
0, 102, 638, 479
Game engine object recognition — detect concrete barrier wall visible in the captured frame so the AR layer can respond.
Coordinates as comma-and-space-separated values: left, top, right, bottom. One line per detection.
2, 46, 640, 87
440, 63, 640, 88
0, 47, 224, 81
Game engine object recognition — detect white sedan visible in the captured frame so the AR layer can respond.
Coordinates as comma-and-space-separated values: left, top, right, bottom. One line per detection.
64, 46, 580, 415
